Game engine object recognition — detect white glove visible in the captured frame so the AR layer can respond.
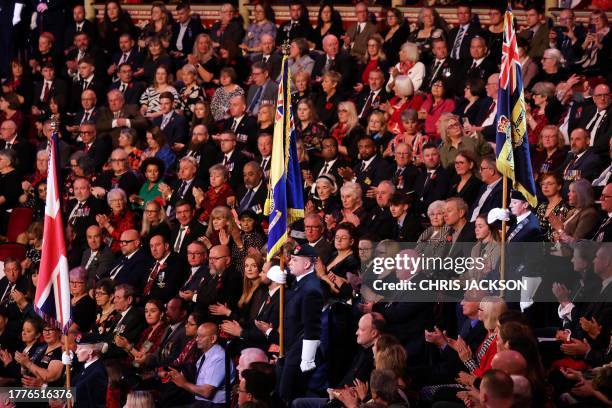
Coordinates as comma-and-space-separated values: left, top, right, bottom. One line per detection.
300, 339, 320, 372
487, 208, 510, 224
61, 351, 74, 365
30, 12, 38, 30
12, 3, 23, 26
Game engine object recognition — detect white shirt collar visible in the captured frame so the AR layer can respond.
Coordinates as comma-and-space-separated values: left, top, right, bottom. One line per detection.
84, 357, 99, 369
516, 211, 531, 224
120, 305, 132, 318
308, 236, 323, 246
233, 115, 244, 124
361, 155, 376, 169
156, 252, 171, 265
601, 276, 612, 292
296, 269, 315, 282
473, 57, 485, 66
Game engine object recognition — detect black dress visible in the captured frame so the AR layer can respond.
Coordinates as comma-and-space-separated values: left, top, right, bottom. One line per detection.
448, 175, 484, 208
382, 24, 411, 66
71, 295, 97, 332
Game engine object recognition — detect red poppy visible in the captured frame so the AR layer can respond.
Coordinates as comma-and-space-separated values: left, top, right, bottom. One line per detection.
325, 102, 333, 110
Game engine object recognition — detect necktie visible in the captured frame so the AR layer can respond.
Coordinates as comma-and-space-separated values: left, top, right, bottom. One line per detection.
247, 86, 264, 114
161, 114, 171, 130
356, 23, 362, 35
0, 283, 13, 305
451, 26, 466, 59
82, 79, 88, 91
76, 24, 82, 32
109, 257, 127, 280
42, 82, 50, 102
429, 60, 442, 88
178, 180, 188, 198
160, 325, 174, 346
223, 155, 229, 166
563, 155, 577, 178
77, 50, 85, 62
82, 111, 90, 124
324, 57, 334, 72
262, 55, 269, 63
594, 217, 611, 242
174, 226, 187, 252
586, 112, 605, 141
232, 119, 239, 132
69, 202, 84, 225
143, 261, 161, 295
119, 53, 128, 65
5, 143, 12, 150
360, 161, 367, 172
395, 167, 403, 178
85, 251, 97, 269
320, 162, 329, 176
470, 61, 477, 69
239, 189, 254, 212
119, 83, 127, 93
261, 157, 268, 170
359, 91, 374, 118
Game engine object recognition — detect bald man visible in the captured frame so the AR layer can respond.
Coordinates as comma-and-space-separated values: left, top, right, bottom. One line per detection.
105, 229, 152, 289
81, 225, 115, 288
312, 34, 356, 93
0, 119, 35, 175
480, 369, 514, 408
491, 350, 527, 376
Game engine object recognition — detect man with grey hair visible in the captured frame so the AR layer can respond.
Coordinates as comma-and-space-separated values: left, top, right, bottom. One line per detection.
392, 142, 420, 194
470, 155, 504, 221
250, 33, 282, 80
236, 348, 268, 377
210, 3, 244, 49
93, 148, 140, 197
246, 62, 278, 115
159, 155, 207, 216
312, 34, 355, 93
234, 161, 267, 214
0, 119, 34, 175
362, 180, 396, 240
97, 89, 148, 143
66, 89, 98, 136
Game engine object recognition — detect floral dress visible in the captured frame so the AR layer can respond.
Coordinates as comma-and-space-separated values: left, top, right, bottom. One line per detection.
179, 84, 207, 123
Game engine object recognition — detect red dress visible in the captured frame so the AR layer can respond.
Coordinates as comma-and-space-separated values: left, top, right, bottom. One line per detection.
108, 210, 137, 252
387, 94, 425, 134
198, 183, 235, 223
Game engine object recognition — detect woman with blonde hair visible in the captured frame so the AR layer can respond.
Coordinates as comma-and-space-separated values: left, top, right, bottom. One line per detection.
124, 390, 155, 408
329, 101, 366, 157
357, 34, 389, 88
187, 34, 220, 95
203, 206, 245, 261
373, 334, 408, 388
366, 110, 393, 152
438, 113, 490, 168
141, 199, 171, 246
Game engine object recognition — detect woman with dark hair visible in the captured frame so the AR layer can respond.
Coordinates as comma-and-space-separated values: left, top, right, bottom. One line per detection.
381, 8, 410, 66
142, 37, 173, 88
140, 65, 181, 119
238, 210, 266, 253
0, 93, 24, 133
531, 125, 567, 182
142, 127, 176, 173
139, 2, 173, 49
448, 150, 483, 208
318, 222, 360, 300
99, 0, 137, 55
419, 78, 456, 139
0, 150, 21, 233
68, 267, 96, 332
526, 82, 561, 146
117, 128, 143, 173
211, 67, 245, 121
190, 100, 215, 133
464, 214, 501, 281
307, 174, 341, 218
131, 157, 165, 209
288, 38, 315, 79
408, 6, 447, 65
313, 4, 344, 51
483, 7, 505, 63
115, 299, 167, 364
179, 64, 207, 124
15, 321, 65, 388
536, 172, 570, 242
1, 59, 33, 109
94, 278, 117, 336
219, 41, 250, 87
240, 2, 276, 55
453, 78, 487, 126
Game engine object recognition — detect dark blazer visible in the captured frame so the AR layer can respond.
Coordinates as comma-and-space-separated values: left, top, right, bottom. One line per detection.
108, 80, 147, 105
96, 104, 149, 142
312, 50, 355, 93
391, 163, 421, 194
181, 265, 208, 292
592, 215, 612, 242
64, 20, 98, 49
312, 157, 350, 188
170, 17, 205, 58
32, 78, 68, 109
147, 323, 189, 368
223, 115, 259, 155
73, 359, 107, 408
446, 222, 477, 260
0, 138, 35, 175
65, 196, 107, 248
152, 112, 188, 146
246, 80, 278, 115
65, 46, 108, 78
70, 108, 100, 129
447, 23, 483, 61
394, 214, 424, 242
506, 212, 543, 242
250, 51, 283, 81
195, 266, 243, 322
105, 247, 153, 290
355, 87, 392, 123
577, 105, 612, 159
353, 155, 394, 194
76, 136, 113, 171
453, 97, 490, 125
80, 245, 115, 288
562, 148, 605, 194
217, 150, 250, 191
170, 219, 207, 256
144, 253, 189, 304
362, 207, 396, 241
468, 179, 505, 221
167, 177, 208, 211
106, 305, 147, 358
276, 20, 316, 46
309, 239, 334, 265
69, 75, 106, 112
462, 57, 499, 82
241, 287, 281, 349
235, 183, 268, 214
448, 175, 485, 208
110, 48, 145, 74
413, 166, 452, 217
424, 57, 463, 94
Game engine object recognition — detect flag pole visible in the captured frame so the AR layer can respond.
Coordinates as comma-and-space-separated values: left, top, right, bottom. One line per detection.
279, 253, 285, 358
64, 335, 72, 408
500, 175, 508, 298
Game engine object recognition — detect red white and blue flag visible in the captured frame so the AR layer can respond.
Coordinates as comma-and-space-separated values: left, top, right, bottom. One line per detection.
34, 131, 71, 331
495, 7, 538, 207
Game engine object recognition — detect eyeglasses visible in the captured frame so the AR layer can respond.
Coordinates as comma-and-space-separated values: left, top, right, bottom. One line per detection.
187, 251, 205, 256
210, 255, 228, 261
119, 239, 136, 245
110, 158, 126, 162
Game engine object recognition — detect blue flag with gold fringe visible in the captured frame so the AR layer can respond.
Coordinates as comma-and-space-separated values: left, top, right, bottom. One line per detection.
495, 8, 538, 208
264, 56, 304, 260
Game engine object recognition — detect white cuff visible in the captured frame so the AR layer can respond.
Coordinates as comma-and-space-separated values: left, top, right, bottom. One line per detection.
111, 119, 118, 128
558, 302, 575, 321
300, 339, 319, 372
265, 327, 273, 337
13, 4, 23, 25
192, 293, 197, 303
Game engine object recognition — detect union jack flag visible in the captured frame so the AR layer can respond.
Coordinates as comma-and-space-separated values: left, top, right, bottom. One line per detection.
495, 8, 537, 208
34, 129, 71, 331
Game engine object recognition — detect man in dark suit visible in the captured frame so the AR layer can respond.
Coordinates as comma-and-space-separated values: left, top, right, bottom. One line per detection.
303, 213, 334, 264
106, 284, 147, 359
552, 9, 586, 66
195, 245, 243, 323
143, 234, 189, 304
81, 225, 115, 288
517, 6, 550, 60
424, 37, 462, 94
250, 34, 282, 81
65, 32, 108, 80
355, 69, 391, 125
0, 119, 35, 175
209, 3, 244, 49
413, 143, 452, 218
96, 89, 149, 144
108, 34, 145, 82
65, 89, 100, 140
577, 84, 612, 160
469, 156, 504, 222
235, 162, 267, 216
69, 57, 106, 113
256, 133, 272, 181
76, 121, 112, 171
505, 191, 543, 243
342, 2, 378, 59
108, 63, 146, 105
339, 136, 393, 206
462, 36, 498, 82
73, 333, 108, 408
391, 143, 421, 194
362, 181, 397, 241
390, 192, 423, 242
106, 229, 152, 290
276, 1, 315, 46
216, 131, 250, 190
181, 125, 220, 187
152, 92, 188, 147
278, 244, 323, 403
161, 156, 207, 216
592, 184, 612, 242
447, 4, 482, 62
170, 200, 207, 258
223, 95, 258, 155
31, 63, 68, 115
311, 137, 350, 188
66, 177, 107, 257
246, 62, 278, 115
0, 259, 27, 309
169, 2, 204, 68
312, 35, 355, 95
64, 5, 98, 50
444, 197, 476, 260
180, 241, 209, 293
562, 128, 605, 195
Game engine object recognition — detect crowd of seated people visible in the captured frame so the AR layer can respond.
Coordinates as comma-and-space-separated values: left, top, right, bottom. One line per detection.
0, 0, 610, 407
